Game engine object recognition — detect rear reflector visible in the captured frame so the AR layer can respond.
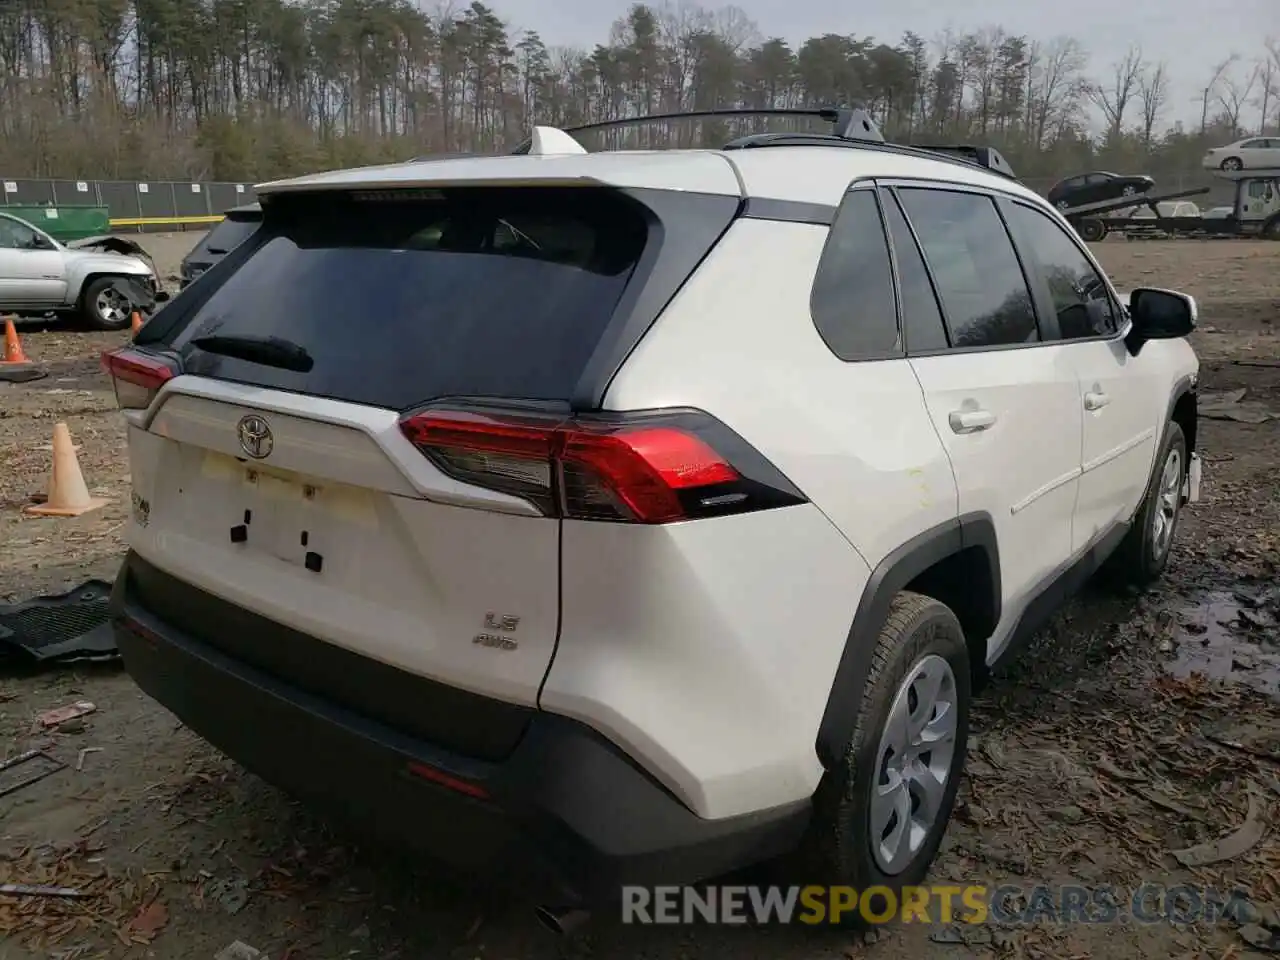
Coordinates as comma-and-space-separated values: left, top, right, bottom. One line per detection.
400, 406, 805, 524
102, 347, 178, 410
405, 761, 490, 800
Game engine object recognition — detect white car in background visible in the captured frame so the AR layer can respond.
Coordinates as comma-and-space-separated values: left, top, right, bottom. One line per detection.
1203, 137, 1280, 172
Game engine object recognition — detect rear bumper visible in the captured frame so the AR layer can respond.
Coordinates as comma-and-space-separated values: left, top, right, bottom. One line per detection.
111, 552, 809, 906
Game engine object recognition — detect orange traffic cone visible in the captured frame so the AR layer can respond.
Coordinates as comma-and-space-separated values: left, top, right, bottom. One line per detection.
24, 422, 110, 518
2, 316, 30, 365
130, 311, 144, 336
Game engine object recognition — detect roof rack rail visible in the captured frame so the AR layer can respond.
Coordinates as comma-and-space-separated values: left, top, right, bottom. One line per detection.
507, 106, 1017, 179
509, 107, 884, 155
904, 144, 1016, 179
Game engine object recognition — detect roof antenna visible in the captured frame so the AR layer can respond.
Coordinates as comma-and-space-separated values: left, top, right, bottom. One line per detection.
831, 107, 885, 142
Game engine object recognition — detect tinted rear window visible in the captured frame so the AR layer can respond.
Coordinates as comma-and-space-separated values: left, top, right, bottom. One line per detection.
165, 188, 650, 410
199, 216, 260, 256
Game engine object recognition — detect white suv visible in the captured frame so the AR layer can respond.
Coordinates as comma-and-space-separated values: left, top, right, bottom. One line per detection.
105, 110, 1200, 926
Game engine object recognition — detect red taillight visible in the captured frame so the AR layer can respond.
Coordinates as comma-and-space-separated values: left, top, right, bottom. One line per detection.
102, 347, 177, 410
562, 427, 737, 522
400, 407, 802, 524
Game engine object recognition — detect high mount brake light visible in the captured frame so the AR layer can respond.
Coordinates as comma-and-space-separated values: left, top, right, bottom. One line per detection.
399, 408, 804, 524
102, 347, 178, 410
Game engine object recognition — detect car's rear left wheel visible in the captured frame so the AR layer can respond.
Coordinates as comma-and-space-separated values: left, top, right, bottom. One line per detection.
801, 591, 970, 925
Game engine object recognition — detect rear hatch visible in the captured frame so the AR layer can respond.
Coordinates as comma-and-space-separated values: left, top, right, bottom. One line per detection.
110, 184, 731, 760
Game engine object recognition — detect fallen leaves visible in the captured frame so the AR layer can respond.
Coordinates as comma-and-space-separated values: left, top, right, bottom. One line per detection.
0, 846, 166, 952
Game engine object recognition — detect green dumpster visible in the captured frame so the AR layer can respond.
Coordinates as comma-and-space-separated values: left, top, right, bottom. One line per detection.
4, 205, 111, 242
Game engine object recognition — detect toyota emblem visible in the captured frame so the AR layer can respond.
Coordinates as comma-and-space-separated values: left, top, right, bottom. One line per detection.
237, 414, 273, 459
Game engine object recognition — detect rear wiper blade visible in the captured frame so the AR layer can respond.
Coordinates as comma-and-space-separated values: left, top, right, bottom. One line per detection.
190, 334, 314, 373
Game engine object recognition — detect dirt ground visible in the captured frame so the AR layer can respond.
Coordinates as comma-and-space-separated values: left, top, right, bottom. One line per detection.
1, 234, 1278, 960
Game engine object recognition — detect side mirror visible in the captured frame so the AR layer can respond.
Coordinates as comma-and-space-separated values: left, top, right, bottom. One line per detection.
1126, 287, 1196, 355
29, 233, 55, 250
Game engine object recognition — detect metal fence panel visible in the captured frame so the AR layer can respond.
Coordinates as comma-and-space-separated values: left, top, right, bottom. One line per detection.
95, 180, 141, 221
0, 179, 55, 205
49, 179, 97, 206
135, 180, 171, 220
174, 181, 212, 217
208, 182, 255, 212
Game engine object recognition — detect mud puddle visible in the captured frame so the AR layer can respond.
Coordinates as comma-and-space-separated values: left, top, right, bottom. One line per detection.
1166, 585, 1280, 698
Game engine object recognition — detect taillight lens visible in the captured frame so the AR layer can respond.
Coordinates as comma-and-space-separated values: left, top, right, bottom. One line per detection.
102, 347, 178, 410
399, 406, 805, 524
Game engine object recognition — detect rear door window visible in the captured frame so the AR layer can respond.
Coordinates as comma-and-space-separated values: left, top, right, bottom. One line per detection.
882, 191, 949, 353
160, 188, 650, 410
897, 188, 1039, 349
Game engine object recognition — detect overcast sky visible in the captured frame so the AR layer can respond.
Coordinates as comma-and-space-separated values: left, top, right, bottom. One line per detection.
488, 0, 1280, 131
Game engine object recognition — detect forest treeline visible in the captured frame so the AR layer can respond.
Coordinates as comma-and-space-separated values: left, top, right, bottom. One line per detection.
1, 0, 1277, 183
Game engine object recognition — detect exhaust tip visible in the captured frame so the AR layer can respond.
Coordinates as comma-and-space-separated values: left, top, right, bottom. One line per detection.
534, 905, 590, 936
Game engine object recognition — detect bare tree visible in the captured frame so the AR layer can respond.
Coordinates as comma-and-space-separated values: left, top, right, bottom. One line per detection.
1260, 38, 1280, 132
1200, 55, 1237, 133
1023, 36, 1087, 149
1089, 45, 1143, 141
1137, 61, 1168, 146
1218, 61, 1260, 135
1256, 56, 1276, 133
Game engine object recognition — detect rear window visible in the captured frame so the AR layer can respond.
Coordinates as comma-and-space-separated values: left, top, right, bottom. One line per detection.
165, 187, 650, 410
199, 215, 260, 255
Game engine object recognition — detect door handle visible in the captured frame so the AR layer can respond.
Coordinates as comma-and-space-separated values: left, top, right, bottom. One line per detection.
1084, 391, 1111, 411
948, 409, 996, 434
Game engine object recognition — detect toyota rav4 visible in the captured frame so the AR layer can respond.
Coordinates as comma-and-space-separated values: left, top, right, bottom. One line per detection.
105, 110, 1201, 925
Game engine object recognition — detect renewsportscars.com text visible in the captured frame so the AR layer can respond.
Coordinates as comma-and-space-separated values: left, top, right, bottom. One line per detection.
620, 884, 1254, 926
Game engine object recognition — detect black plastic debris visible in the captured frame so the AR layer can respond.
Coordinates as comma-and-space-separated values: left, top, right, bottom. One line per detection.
0, 365, 46, 384
0, 580, 117, 665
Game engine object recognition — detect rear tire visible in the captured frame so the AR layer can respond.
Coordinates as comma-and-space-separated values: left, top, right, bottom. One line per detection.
1104, 421, 1186, 588
80, 277, 133, 331
801, 592, 970, 926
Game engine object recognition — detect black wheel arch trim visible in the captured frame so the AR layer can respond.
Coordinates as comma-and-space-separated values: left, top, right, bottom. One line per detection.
1165, 374, 1197, 454
814, 511, 1000, 769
